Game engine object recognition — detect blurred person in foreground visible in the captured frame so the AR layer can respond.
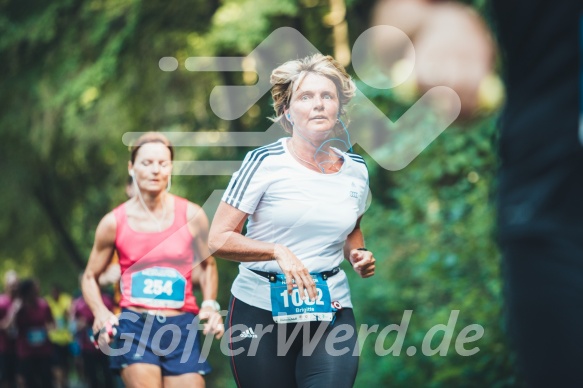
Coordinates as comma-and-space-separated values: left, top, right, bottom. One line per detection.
372, 0, 583, 386
82, 132, 224, 388
0, 271, 18, 388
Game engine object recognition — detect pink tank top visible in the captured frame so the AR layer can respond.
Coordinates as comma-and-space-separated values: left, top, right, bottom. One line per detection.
114, 196, 199, 314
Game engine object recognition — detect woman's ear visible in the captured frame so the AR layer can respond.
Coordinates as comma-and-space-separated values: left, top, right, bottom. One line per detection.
284, 108, 293, 122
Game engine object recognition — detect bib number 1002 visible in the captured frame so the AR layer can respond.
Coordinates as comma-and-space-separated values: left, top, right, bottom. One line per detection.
280, 288, 324, 307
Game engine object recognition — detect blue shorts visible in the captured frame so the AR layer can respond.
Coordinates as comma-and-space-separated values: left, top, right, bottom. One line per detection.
108, 309, 211, 376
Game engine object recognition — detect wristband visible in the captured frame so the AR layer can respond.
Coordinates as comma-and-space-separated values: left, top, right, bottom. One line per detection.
91, 320, 117, 349
201, 300, 221, 311
356, 247, 368, 251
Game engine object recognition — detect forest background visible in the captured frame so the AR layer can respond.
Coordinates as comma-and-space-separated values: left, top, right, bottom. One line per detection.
0, 0, 518, 386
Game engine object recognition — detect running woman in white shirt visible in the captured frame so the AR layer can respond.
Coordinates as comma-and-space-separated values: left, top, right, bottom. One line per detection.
209, 54, 376, 388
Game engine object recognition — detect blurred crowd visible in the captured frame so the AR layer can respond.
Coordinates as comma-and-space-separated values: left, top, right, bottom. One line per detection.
0, 270, 120, 388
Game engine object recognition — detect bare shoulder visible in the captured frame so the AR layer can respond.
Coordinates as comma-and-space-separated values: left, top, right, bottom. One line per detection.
95, 211, 117, 245
186, 201, 208, 221
185, 200, 210, 233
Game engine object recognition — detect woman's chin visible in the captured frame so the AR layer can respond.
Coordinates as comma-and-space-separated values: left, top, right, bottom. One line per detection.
139, 185, 165, 195
299, 126, 336, 140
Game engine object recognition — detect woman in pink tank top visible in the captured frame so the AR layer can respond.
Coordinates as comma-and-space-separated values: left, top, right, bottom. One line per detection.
81, 132, 224, 387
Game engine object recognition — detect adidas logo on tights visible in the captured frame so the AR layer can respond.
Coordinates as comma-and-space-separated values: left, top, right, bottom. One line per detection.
240, 328, 258, 338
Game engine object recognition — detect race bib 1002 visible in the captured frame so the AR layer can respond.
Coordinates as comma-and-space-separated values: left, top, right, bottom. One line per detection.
129, 267, 186, 309
270, 273, 335, 324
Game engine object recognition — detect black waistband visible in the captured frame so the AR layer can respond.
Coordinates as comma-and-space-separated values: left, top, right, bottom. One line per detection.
250, 267, 340, 283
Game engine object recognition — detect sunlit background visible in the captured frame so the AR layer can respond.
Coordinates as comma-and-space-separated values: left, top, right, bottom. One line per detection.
0, 0, 517, 386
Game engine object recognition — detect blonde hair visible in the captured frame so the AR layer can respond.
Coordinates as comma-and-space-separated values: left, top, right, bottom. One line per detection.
270, 54, 356, 134
130, 132, 174, 163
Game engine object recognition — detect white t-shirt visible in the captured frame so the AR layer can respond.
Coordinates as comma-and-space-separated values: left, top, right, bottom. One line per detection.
222, 137, 370, 311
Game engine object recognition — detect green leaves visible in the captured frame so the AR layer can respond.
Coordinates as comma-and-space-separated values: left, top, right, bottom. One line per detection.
350, 114, 516, 386
0, 0, 518, 385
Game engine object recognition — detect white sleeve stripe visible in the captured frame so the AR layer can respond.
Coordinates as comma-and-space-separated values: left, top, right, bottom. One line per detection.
346, 152, 364, 159
233, 149, 284, 208
225, 143, 284, 208
346, 153, 366, 165
225, 143, 281, 204
228, 144, 283, 206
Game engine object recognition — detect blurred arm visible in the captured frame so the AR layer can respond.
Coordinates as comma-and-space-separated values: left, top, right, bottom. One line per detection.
82, 213, 116, 325
372, 0, 496, 116
98, 261, 121, 287
188, 202, 223, 338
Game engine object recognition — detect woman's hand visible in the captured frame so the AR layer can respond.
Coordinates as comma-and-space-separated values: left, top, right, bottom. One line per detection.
92, 308, 119, 347
274, 244, 318, 301
349, 249, 376, 278
199, 307, 225, 339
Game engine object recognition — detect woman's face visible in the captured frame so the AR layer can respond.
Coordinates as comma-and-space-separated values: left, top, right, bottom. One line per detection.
286, 73, 340, 140
129, 142, 172, 193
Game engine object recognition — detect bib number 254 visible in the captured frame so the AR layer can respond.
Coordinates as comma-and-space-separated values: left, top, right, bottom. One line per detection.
143, 279, 174, 296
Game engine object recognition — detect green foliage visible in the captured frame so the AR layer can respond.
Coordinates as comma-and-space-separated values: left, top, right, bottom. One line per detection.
348, 115, 517, 386
207, 0, 297, 53
0, 0, 520, 386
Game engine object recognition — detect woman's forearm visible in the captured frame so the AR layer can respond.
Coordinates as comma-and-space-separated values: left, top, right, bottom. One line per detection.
199, 257, 219, 301
81, 272, 109, 317
210, 231, 276, 263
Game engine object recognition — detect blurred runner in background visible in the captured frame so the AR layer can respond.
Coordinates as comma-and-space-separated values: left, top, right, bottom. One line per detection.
3, 279, 54, 388
0, 271, 19, 388
46, 285, 73, 388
